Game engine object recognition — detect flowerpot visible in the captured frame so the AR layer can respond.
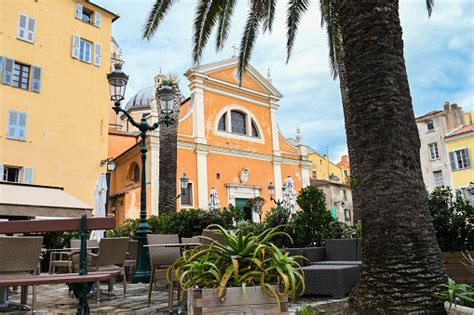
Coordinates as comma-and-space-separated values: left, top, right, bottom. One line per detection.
444, 301, 474, 315
187, 285, 288, 315
442, 251, 474, 285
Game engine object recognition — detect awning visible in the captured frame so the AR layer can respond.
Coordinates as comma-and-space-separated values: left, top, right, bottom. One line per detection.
0, 182, 92, 218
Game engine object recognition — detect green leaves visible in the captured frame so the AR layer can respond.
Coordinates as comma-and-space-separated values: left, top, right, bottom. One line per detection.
142, 0, 178, 40
286, 0, 310, 63
434, 278, 474, 308
169, 225, 305, 309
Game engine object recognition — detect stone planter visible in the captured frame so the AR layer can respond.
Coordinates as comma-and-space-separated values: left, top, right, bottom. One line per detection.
186, 285, 288, 315
442, 251, 474, 285
444, 302, 474, 315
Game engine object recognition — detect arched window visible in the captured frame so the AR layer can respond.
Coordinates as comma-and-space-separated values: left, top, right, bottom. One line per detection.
218, 113, 226, 131
128, 162, 140, 184
231, 110, 246, 135
251, 121, 259, 138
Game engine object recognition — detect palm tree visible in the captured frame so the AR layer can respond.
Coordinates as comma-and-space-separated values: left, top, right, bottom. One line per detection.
143, 0, 447, 312
158, 75, 184, 214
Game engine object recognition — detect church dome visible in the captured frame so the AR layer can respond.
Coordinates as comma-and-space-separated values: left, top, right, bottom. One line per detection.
124, 86, 155, 112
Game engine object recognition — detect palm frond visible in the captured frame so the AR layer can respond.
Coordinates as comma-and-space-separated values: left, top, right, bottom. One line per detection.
192, 0, 223, 64
320, 0, 342, 79
216, 0, 237, 51
262, 0, 277, 33
426, 0, 434, 17
143, 0, 178, 40
237, 2, 262, 82
286, 0, 310, 63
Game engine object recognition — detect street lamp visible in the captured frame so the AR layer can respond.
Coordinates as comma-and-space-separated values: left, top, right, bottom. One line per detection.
176, 173, 189, 199
107, 64, 175, 283
267, 181, 283, 207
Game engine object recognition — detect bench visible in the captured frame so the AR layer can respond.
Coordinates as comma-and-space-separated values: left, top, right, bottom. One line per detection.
0, 271, 120, 310
0, 215, 116, 314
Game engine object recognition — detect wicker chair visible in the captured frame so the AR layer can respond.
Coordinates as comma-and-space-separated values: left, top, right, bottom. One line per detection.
87, 237, 129, 300
201, 229, 228, 246
69, 239, 99, 273
0, 236, 43, 308
181, 236, 200, 245
123, 240, 138, 280
146, 234, 181, 312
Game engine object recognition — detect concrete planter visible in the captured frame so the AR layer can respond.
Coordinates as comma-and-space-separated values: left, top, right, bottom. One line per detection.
186, 285, 288, 315
444, 302, 474, 315
442, 251, 474, 285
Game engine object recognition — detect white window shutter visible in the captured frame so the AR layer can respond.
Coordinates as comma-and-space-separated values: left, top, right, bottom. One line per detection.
18, 112, 27, 140
0, 164, 3, 181
23, 167, 34, 184
449, 152, 457, 170
26, 17, 36, 42
75, 3, 83, 19
2, 58, 14, 85
72, 35, 80, 59
7, 111, 18, 138
94, 42, 101, 66
31, 66, 41, 92
17, 14, 27, 40
465, 149, 471, 168
94, 12, 101, 28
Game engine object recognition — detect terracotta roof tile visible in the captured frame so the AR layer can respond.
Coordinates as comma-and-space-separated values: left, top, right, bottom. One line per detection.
445, 125, 474, 138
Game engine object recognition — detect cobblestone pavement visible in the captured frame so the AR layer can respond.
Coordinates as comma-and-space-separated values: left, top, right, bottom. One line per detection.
3, 282, 341, 314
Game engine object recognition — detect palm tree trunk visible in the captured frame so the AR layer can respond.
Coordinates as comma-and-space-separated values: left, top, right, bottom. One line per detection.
339, 1, 447, 313
158, 85, 183, 214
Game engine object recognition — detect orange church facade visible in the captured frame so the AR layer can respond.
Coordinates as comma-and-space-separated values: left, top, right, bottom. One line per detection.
108, 58, 312, 224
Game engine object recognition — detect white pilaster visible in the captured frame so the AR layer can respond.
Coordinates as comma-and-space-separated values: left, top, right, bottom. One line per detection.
301, 163, 311, 188
270, 103, 280, 155
273, 160, 283, 200
190, 78, 207, 144
196, 147, 209, 208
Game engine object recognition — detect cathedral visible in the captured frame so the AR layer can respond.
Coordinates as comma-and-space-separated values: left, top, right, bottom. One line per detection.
107, 58, 312, 223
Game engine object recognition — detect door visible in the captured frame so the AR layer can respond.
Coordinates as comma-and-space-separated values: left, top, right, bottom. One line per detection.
235, 198, 252, 221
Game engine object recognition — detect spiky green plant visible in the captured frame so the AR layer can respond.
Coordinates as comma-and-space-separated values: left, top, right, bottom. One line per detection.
168, 224, 305, 311
433, 278, 474, 309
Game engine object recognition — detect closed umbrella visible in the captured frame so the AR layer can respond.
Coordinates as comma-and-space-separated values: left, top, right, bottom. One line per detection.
282, 176, 297, 213
208, 187, 220, 209
90, 173, 107, 242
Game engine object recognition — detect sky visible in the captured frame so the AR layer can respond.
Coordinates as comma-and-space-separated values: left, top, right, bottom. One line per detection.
96, 0, 474, 162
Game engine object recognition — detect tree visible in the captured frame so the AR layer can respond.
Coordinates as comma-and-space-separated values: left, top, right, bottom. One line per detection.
245, 196, 265, 223
158, 75, 184, 214
142, 0, 447, 312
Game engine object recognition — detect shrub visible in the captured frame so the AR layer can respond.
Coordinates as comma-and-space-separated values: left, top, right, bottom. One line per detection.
434, 278, 474, 308
429, 187, 474, 251
264, 206, 294, 248
237, 220, 265, 236
328, 220, 357, 239
291, 186, 333, 247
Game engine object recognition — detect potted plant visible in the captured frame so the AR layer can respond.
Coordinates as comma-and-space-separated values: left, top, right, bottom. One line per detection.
434, 278, 474, 314
168, 224, 305, 314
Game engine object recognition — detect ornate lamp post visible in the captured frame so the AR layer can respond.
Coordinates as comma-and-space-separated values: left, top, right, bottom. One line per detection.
107, 64, 175, 283
176, 173, 189, 199
267, 182, 284, 207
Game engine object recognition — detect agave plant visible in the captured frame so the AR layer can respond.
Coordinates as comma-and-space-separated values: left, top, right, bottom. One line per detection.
433, 278, 474, 309
168, 224, 305, 311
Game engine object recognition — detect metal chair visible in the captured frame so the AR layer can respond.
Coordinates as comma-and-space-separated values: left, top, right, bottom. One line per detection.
146, 234, 181, 312
0, 236, 43, 310
87, 237, 129, 300
48, 250, 72, 274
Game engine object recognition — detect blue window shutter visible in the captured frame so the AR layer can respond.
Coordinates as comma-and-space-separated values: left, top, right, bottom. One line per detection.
23, 167, 33, 184
465, 149, 471, 168
18, 112, 27, 140
0, 164, 4, 181
449, 152, 457, 170
0, 56, 3, 80
31, 66, 41, 92
2, 58, 14, 85
7, 111, 19, 138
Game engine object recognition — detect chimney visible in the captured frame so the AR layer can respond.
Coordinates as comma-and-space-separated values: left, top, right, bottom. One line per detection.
266, 68, 272, 83
443, 100, 450, 111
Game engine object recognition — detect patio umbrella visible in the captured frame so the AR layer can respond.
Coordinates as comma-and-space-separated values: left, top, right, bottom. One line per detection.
90, 174, 107, 242
208, 187, 220, 210
282, 176, 297, 213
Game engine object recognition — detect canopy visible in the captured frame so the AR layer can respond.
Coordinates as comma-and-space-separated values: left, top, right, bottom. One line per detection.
0, 182, 92, 218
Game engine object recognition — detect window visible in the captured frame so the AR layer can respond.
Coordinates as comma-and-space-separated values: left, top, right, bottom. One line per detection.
81, 7, 93, 23
218, 113, 226, 131
2, 166, 20, 182
132, 164, 140, 182
344, 209, 352, 221
75, 3, 101, 27
216, 108, 261, 139
12, 62, 30, 90
343, 189, 347, 200
1, 57, 41, 92
428, 143, 439, 160
433, 171, 444, 187
79, 38, 92, 63
312, 171, 317, 178
17, 14, 36, 43
231, 111, 246, 135
426, 120, 434, 131
449, 148, 471, 170
343, 170, 348, 177
7, 110, 27, 140
181, 183, 193, 206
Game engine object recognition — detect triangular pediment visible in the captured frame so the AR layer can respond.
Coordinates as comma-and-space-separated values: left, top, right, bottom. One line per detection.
185, 58, 283, 99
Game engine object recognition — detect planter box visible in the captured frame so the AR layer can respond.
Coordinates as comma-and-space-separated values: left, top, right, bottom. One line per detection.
442, 251, 474, 285
187, 286, 288, 315
444, 302, 474, 315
